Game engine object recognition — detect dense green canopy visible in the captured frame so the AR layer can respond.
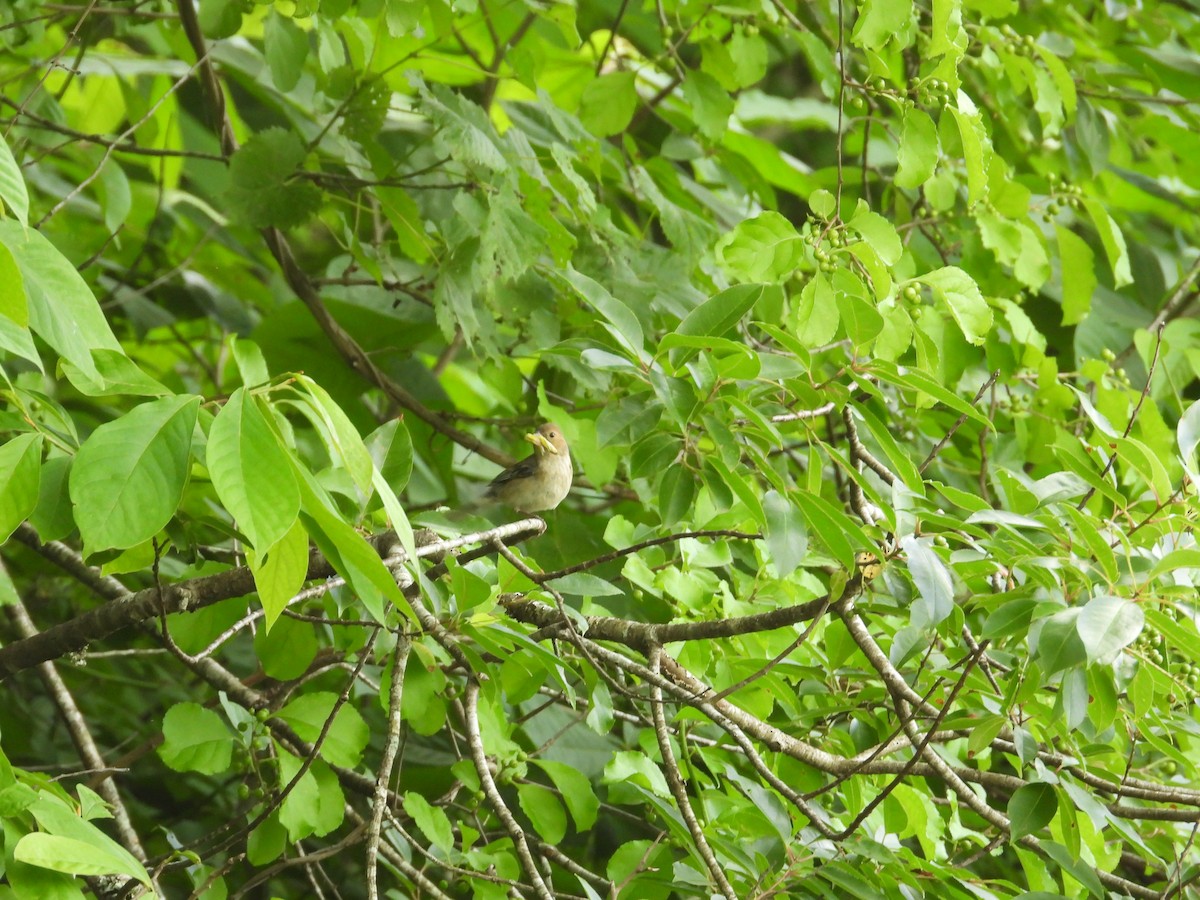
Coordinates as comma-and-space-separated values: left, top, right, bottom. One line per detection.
1, 0, 1199, 897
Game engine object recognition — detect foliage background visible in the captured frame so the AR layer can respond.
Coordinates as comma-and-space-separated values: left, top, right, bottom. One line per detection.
1, 0, 1200, 896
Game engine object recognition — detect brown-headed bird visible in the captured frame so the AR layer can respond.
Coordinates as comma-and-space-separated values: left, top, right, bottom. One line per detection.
484, 423, 573, 513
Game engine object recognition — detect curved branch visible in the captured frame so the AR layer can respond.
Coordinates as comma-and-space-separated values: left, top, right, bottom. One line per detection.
0, 520, 545, 680
368, 635, 411, 900
648, 645, 735, 899
504, 590, 836, 649
462, 681, 553, 899
3, 592, 150, 867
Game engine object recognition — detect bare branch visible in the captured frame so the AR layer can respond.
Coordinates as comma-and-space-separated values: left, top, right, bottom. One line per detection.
919, 370, 1000, 473
462, 681, 554, 899
648, 645, 736, 899
3, 590, 150, 867
367, 637, 410, 900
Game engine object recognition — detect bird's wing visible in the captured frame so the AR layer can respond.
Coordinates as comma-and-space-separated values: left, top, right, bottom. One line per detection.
485, 456, 539, 494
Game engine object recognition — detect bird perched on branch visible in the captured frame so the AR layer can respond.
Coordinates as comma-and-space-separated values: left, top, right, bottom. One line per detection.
484, 423, 573, 513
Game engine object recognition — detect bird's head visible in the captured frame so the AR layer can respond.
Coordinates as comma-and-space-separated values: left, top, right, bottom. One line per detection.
524, 423, 567, 456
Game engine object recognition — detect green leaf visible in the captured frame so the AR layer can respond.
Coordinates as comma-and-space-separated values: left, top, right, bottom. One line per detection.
247, 815, 286, 866
1148, 548, 1200, 582
792, 274, 840, 347
278, 692, 370, 769
208, 389, 300, 552
96, 162, 131, 234
1145, 609, 1200, 667
809, 189, 835, 219
61, 349, 170, 398
70, 394, 200, 554
264, 9, 308, 92
705, 458, 763, 528
966, 715, 1008, 755
982, 598, 1038, 640
14, 834, 150, 884
29, 456, 72, 542
295, 469, 412, 624
716, 214, 804, 282
657, 465, 695, 527
366, 419, 414, 498
763, 490, 806, 577
869, 362, 992, 430
549, 572, 624, 597
378, 186, 433, 263
683, 69, 733, 141
1073, 99, 1110, 178
930, 0, 968, 58
794, 490, 857, 569
26, 794, 146, 881
728, 29, 769, 88
677, 283, 773, 340
1082, 198, 1132, 288
895, 108, 938, 189
1042, 839, 1105, 897
834, 272, 884, 347
563, 266, 645, 361
1008, 783, 1056, 839
1056, 225, 1096, 325
420, 80, 507, 171
603, 751, 671, 797
403, 792, 455, 853
1034, 46, 1077, 119
224, 128, 321, 229
251, 517, 309, 631
0, 433, 42, 544
948, 106, 987, 204
1031, 63, 1065, 136
0, 132, 30, 226
517, 783, 567, 843
1076, 594, 1143, 664
1014, 222, 1049, 289
1037, 609, 1088, 675
848, 206, 902, 265
402, 652, 447, 735
158, 702, 233, 775
0, 220, 123, 381
851, 0, 913, 49
579, 71, 637, 138
1115, 436, 1171, 500
199, 0, 242, 37
854, 407, 925, 492
1177, 398, 1200, 478
0, 241, 28, 327
231, 336, 269, 388
901, 535, 954, 628
296, 375, 375, 494
277, 755, 344, 841
919, 266, 992, 344
254, 605, 317, 679
849, 240, 893, 300
533, 760, 600, 832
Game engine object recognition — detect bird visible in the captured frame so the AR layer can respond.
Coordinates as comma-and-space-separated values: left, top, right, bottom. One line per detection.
483, 423, 573, 513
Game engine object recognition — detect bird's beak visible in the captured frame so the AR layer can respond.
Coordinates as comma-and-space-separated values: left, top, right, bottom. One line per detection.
524, 432, 558, 454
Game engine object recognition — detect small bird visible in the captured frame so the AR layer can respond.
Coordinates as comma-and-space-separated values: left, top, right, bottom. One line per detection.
484, 423, 573, 513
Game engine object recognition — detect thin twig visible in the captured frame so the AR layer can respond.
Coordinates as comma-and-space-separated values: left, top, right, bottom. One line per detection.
36, 54, 209, 225
919, 369, 1000, 472
1078, 327, 1163, 510
367, 637, 411, 900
